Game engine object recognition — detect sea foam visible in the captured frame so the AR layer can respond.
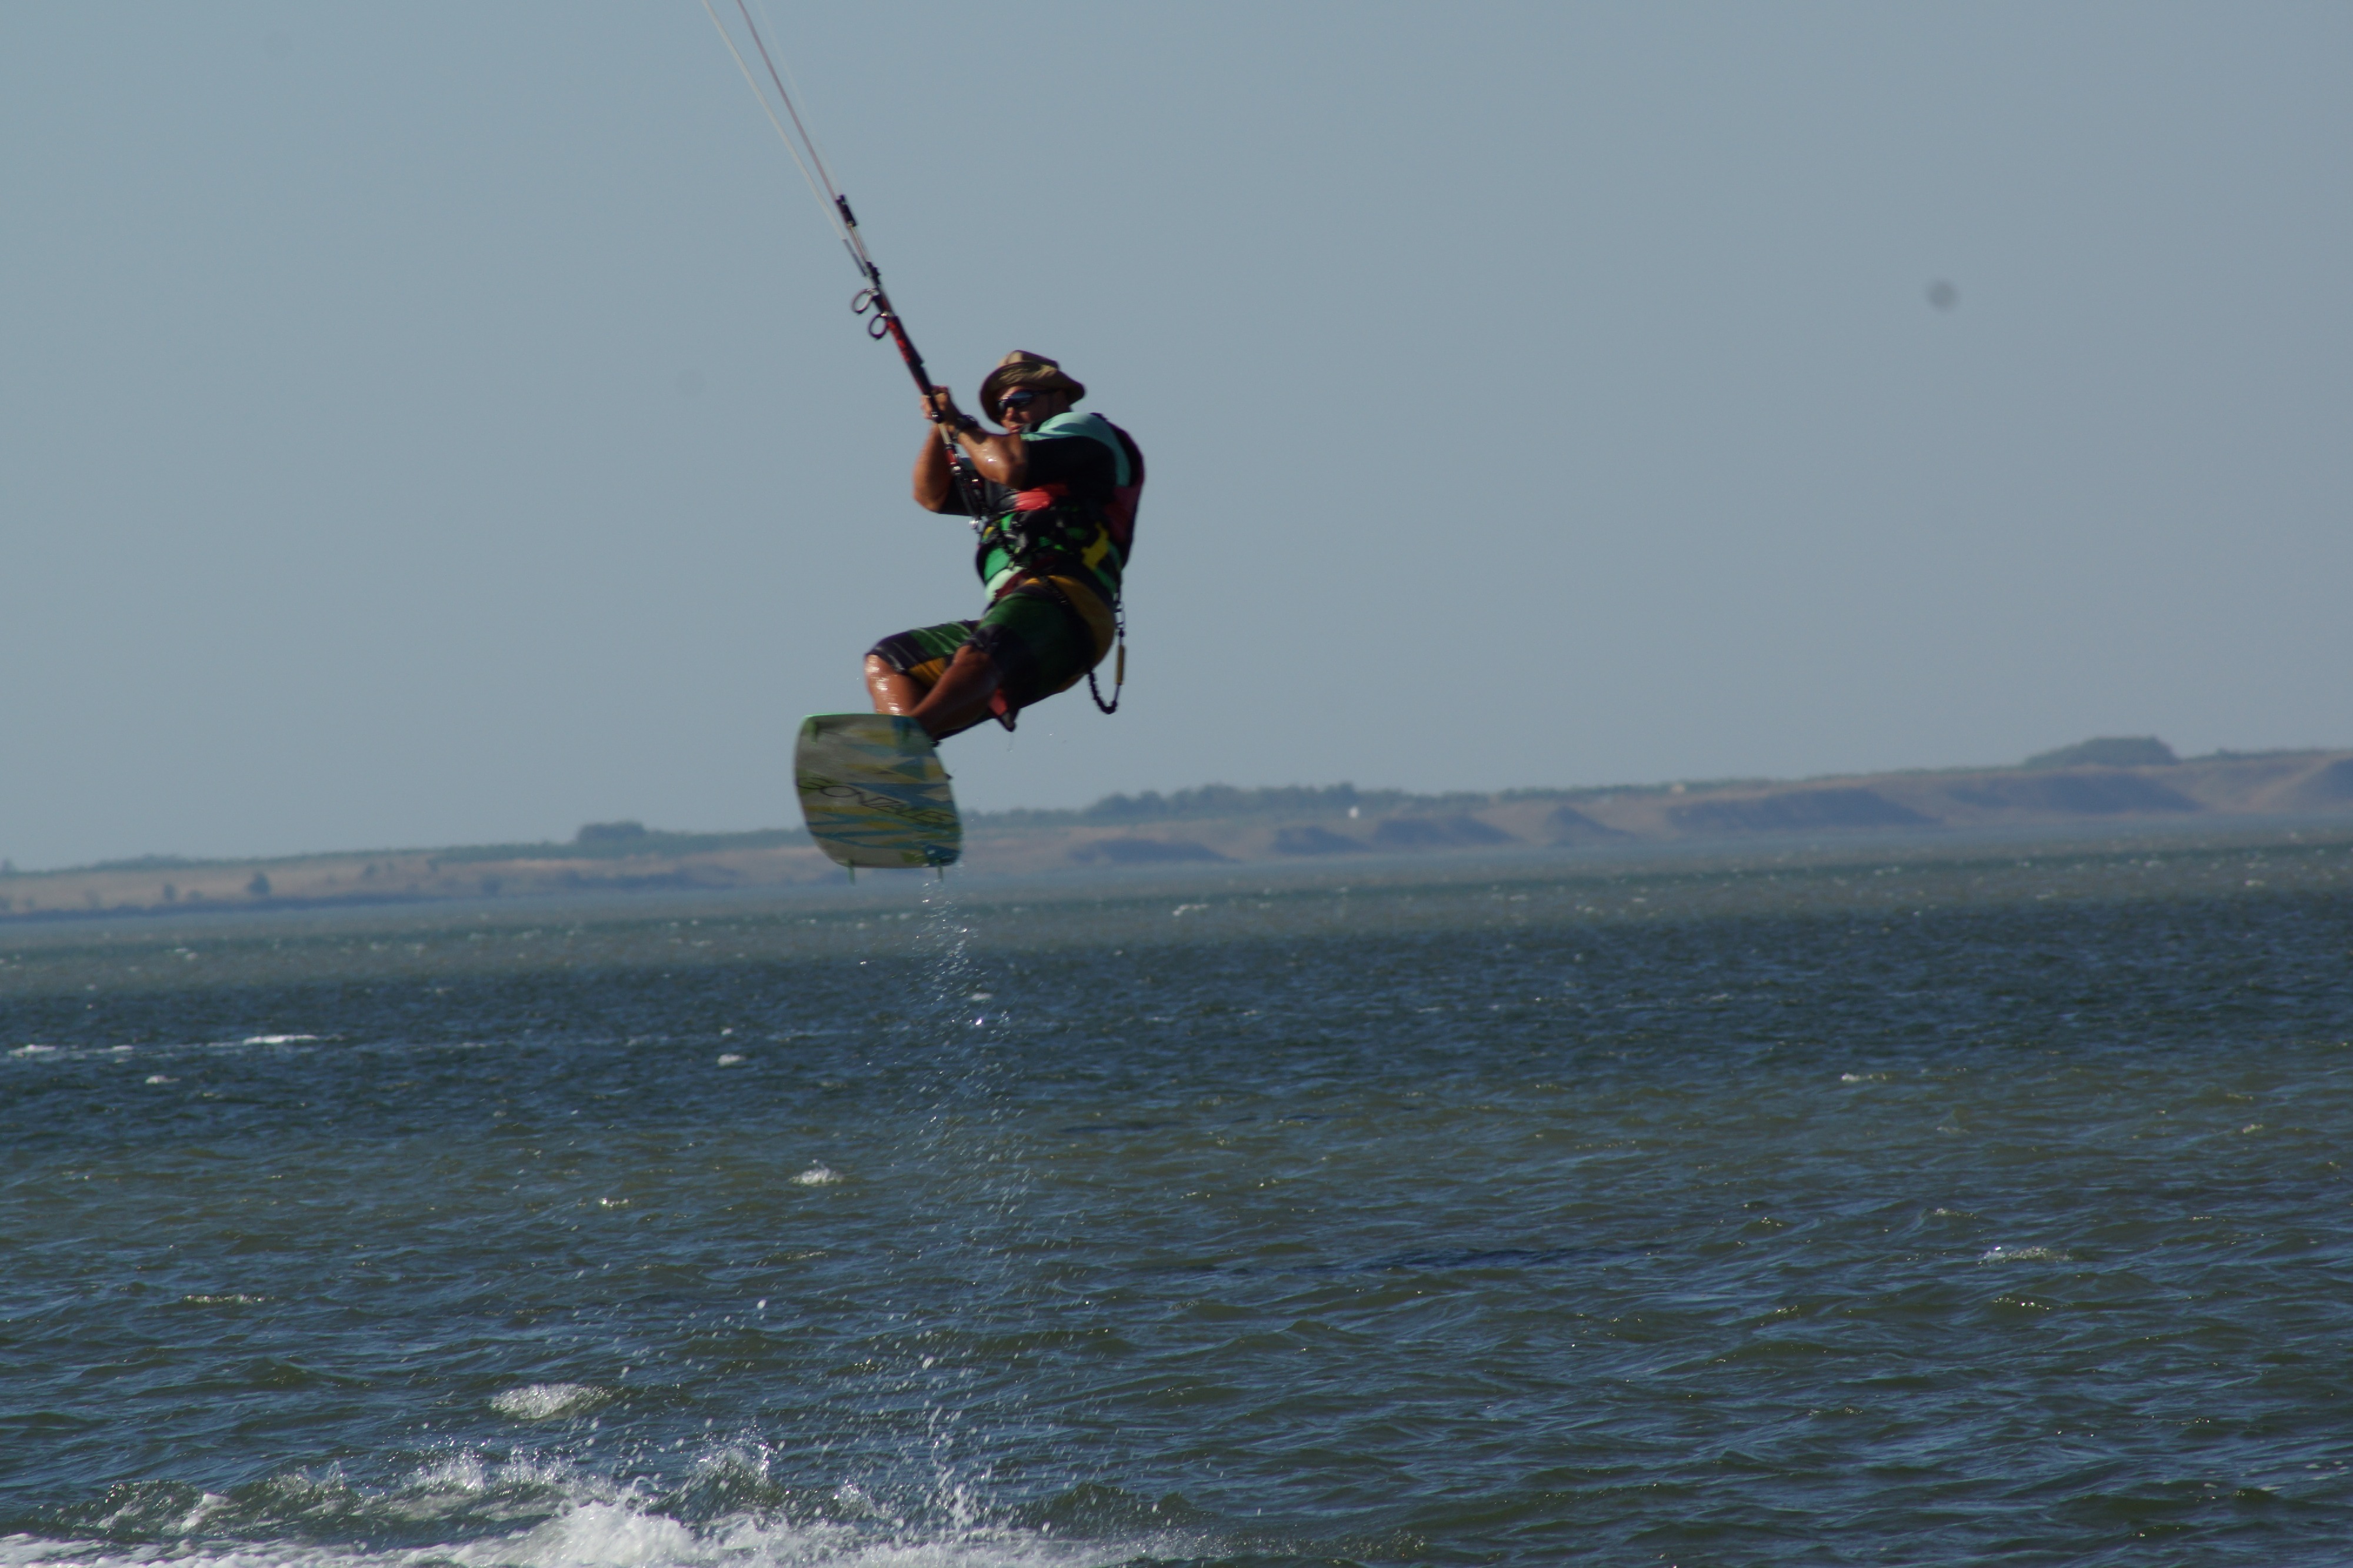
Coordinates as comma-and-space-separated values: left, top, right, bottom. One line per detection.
490, 1384, 610, 1421
0, 1503, 1166, 1568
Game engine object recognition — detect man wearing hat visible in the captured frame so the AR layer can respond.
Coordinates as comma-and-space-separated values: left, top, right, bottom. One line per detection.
864, 351, 1144, 740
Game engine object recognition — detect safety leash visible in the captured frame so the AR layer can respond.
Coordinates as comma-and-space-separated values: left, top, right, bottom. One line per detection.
1089, 603, 1125, 714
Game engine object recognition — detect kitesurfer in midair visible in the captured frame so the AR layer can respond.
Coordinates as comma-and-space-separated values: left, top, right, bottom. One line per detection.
864, 351, 1144, 740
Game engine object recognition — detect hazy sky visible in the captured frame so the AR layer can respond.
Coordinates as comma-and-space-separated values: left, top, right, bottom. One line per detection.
5, 3, 2348, 868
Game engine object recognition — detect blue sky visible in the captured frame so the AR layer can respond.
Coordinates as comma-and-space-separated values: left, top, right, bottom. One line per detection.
4, 3, 2348, 866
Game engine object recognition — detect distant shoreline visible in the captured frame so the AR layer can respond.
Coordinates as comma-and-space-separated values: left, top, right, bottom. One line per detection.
5, 743, 2348, 924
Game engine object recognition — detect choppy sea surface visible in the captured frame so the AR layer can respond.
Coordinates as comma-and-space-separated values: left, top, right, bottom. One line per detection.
5, 830, 2353, 1567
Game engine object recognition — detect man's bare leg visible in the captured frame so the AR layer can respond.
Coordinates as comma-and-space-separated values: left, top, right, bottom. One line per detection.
865, 655, 924, 716
909, 645, 1002, 740
863, 647, 1002, 740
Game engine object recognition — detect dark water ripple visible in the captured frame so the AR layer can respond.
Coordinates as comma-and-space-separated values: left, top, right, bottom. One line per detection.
3, 860, 2352, 1566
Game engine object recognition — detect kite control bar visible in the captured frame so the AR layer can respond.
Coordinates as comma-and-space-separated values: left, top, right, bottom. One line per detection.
699, 2, 952, 412
836, 194, 988, 515
699, 1, 982, 508
841, 198, 939, 405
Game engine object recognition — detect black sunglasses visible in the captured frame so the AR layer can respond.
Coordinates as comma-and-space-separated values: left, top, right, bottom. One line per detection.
997, 389, 1041, 411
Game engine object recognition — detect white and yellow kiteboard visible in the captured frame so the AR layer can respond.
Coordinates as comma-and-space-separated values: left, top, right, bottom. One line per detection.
794, 713, 962, 871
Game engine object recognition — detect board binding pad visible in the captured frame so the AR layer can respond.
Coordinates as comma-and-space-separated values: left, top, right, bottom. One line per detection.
794, 713, 962, 870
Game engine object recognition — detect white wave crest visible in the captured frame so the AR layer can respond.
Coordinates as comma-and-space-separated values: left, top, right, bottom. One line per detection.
452, 1501, 699, 1566
0, 1502, 1176, 1568
490, 1384, 610, 1421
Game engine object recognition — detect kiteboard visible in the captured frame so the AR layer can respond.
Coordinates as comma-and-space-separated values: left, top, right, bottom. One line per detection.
794, 713, 961, 871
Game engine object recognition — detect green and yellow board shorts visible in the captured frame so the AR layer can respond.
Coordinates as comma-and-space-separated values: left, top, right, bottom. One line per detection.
868, 575, 1114, 719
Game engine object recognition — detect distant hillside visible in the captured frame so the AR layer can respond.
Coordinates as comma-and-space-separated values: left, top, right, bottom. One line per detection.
5, 740, 2349, 921
1029, 745, 2349, 872
2022, 736, 2178, 769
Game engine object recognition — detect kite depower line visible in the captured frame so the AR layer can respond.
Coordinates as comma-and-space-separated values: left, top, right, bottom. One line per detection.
698, 0, 944, 406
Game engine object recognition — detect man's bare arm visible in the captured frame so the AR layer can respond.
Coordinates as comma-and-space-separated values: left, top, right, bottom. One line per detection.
912, 426, 960, 511
919, 387, 1029, 491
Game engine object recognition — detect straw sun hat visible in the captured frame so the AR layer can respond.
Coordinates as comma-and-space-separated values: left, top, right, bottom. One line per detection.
978, 351, 1085, 415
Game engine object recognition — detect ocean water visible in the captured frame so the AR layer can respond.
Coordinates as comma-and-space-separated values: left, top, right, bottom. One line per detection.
5, 834, 2353, 1566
